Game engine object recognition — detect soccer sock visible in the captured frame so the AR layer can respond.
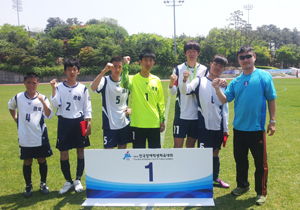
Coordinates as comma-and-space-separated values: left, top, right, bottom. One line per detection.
39, 161, 48, 184
76, 158, 84, 180
60, 159, 73, 184
213, 157, 220, 181
23, 164, 32, 186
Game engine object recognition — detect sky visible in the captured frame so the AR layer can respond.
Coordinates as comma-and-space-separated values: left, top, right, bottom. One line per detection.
0, 0, 299, 38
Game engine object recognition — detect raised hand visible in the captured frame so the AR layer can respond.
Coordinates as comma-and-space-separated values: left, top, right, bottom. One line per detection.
183, 70, 190, 82
50, 79, 58, 89
212, 78, 221, 89
123, 56, 131, 64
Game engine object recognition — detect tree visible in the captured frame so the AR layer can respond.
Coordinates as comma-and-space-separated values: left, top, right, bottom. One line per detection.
253, 46, 271, 66
66, 18, 82, 26
276, 46, 297, 67
44, 17, 65, 33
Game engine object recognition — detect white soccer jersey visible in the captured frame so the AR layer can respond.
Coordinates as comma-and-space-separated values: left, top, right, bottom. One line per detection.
8, 91, 54, 147
51, 81, 92, 119
91, 76, 130, 130
180, 76, 229, 132
169, 62, 208, 120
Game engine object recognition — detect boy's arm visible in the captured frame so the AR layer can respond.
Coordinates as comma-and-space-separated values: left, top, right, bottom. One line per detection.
85, 118, 91, 138
168, 71, 178, 96
9, 109, 17, 123
157, 80, 165, 130
222, 101, 229, 133
90, 63, 113, 91
180, 71, 198, 95
37, 94, 53, 119
212, 78, 228, 104
50, 79, 60, 108
8, 95, 17, 123
267, 99, 276, 136
120, 57, 132, 90
83, 88, 92, 119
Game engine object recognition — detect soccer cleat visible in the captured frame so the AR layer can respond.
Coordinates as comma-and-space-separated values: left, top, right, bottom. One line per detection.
24, 184, 33, 198
255, 195, 267, 205
74, 180, 83, 193
213, 178, 230, 188
40, 182, 49, 195
231, 186, 250, 196
58, 181, 73, 194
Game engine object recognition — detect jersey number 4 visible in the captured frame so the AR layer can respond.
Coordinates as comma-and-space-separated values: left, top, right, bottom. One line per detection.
25, 113, 31, 122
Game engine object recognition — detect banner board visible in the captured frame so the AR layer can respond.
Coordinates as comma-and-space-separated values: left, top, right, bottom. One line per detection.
82, 148, 214, 207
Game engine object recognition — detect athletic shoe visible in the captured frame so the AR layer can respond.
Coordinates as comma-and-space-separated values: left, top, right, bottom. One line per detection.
213, 178, 230, 188
231, 186, 250, 196
40, 182, 49, 195
58, 181, 73, 194
255, 195, 267, 205
74, 180, 83, 193
24, 184, 33, 198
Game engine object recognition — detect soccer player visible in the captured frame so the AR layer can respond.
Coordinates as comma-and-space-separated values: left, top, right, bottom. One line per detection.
90, 55, 132, 149
169, 40, 208, 148
120, 49, 165, 149
50, 58, 92, 194
212, 45, 276, 205
180, 55, 230, 188
8, 72, 53, 198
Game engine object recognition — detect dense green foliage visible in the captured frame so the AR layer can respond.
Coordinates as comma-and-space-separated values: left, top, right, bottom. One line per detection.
1, 16, 300, 78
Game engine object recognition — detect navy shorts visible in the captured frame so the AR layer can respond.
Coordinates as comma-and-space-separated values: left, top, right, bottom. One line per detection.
197, 128, 223, 151
173, 118, 198, 139
20, 143, 53, 160
103, 124, 133, 148
131, 127, 161, 149
56, 116, 90, 151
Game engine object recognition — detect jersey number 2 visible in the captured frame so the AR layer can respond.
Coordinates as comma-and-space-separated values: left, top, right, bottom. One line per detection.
66, 102, 71, 111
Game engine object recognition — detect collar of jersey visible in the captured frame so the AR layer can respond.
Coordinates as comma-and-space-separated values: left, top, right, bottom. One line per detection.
109, 75, 121, 82
63, 81, 79, 88
24, 91, 39, 100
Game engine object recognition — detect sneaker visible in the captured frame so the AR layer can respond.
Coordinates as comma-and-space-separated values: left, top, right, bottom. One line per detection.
255, 195, 267, 205
231, 186, 250, 196
213, 178, 230, 188
58, 181, 73, 194
24, 184, 33, 198
40, 182, 49, 195
74, 180, 83, 193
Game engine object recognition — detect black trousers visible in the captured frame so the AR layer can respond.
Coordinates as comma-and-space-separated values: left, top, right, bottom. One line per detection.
233, 129, 268, 196
131, 127, 161, 149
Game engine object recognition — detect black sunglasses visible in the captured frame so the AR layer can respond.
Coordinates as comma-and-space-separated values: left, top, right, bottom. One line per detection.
239, 54, 253, 60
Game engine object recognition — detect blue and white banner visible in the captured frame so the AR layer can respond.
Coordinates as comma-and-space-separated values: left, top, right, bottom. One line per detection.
82, 148, 214, 207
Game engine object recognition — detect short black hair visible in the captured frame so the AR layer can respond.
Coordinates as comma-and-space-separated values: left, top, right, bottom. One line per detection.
139, 49, 156, 61
63, 58, 81, 71
212, 54, 228, 67
237, 45, 255, 57
184, 40, 201, 54
24, 72, 39, 81
109, 55, 123, 63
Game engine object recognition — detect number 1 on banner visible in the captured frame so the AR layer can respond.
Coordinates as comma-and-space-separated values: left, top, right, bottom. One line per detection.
145, 162, 153, 182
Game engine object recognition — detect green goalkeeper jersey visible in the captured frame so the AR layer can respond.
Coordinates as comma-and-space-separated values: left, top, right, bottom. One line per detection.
121, 63, 165, 128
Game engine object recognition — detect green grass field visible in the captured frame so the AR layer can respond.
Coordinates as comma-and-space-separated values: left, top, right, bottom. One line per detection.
0, 78, 299, 209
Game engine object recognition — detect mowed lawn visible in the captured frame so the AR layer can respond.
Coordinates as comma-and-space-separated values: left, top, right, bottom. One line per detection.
0, 78, 299, 210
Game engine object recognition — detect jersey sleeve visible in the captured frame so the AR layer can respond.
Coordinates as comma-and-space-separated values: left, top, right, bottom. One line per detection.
83, 87, 92, 119
264, 73, 277, 101
157, 79, 165, 123
91, 76, 106, 93
50, 86, 62, 108
180, 77, 199, 95
168, 68, 178, 96
120, 63, 132, 91
8, 95, 17, 110
43, 96, 54, 119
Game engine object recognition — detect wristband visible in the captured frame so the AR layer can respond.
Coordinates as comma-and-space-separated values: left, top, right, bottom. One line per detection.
269, 120, 276, 124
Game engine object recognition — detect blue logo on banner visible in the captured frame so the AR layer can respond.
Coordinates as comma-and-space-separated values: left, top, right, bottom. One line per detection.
123, 151, 131, 161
